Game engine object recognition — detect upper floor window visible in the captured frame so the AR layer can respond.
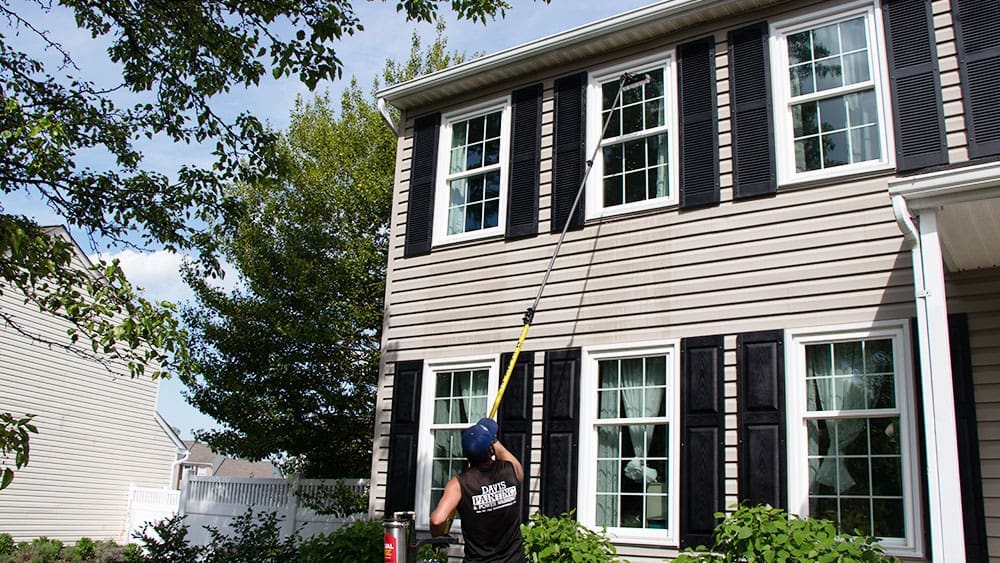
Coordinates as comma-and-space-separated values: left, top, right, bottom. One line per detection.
786, 322, 922, 557
770, 2, 893, 184
434, 99, 511, 245
586, 53, 678, 219
577, 342, 680, 546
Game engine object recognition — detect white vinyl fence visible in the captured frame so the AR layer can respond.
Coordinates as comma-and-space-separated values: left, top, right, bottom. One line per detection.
124, 486, 181, 544
178, 476, 369, 547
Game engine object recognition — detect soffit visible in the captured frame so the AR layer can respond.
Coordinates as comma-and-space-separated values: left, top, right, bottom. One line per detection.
889, 162, 1000, 272
378, 0, 786, 111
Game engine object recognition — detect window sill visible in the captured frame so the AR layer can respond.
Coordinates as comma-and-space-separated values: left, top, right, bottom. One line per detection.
777, 161, 896, 191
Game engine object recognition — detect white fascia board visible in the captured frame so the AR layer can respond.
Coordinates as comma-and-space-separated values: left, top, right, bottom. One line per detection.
888, 160, 1000, 209
377, 0, 714, 106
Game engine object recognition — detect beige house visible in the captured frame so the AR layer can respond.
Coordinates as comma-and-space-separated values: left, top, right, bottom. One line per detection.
0, 227, 183, 543
370, 1, 1000, 561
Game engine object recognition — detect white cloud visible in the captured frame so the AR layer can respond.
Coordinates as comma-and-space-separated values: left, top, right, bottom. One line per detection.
96, 249, 239, 307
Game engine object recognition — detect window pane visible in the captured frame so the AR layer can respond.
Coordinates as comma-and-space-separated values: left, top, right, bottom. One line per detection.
484, 139, 501, 166
795, 137, 821, 171
648, 168, 668, 199
834, 341, 863, 375
602, 81, 619, 111
598, 425, 619, 458
447, 207, 463, 235
847, 90, 878, 126
468, 116, 485, 143
596, 494, 618, 527
789, 64, 815, 96
873, 499, 905, 538
818, 97, 847, 131
842, 51, 870, 85
451, 122, 467, 148
812, 23, 840, 58
645, 69, 665, 98
450, 147, 466, 174
622, 104, 644, 135
788, 31, 812, 65
599, 389, 618, 419
485, 172, 501, 199
869, 417, 900, 455
484, 200, 499, 229
815, 58, 844, 91
604, 144, 623, 174
485, 111, 501, 138
604, 177, 623, 208
625, 171, 645, 203
621, 495, 643, 528
645, 99, 664, 129
840, 498, 872, 535
793, 103, 819, 137
466, 143, 483, 170
841, 17, 868, 52
624, 139, 645, 171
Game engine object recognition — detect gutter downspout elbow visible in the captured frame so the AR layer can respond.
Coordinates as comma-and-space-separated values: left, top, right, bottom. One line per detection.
378, 97, 399, 136
892, 194, 919, 248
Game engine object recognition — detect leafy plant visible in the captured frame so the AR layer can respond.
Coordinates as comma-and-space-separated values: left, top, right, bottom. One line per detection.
201, 509, 300, 563
295, 480, 369, 517
0, 413, 37, 490
520, 511, 621, 562
298, 519, 383, 563
674, 503, 897, 563
132, 514, 204, 562
0, 534, 12, 557
69, 537, 97, 561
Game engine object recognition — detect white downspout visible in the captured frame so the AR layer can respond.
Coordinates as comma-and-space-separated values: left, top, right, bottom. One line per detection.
378, 98, 399, 135
892, 194, 965, 561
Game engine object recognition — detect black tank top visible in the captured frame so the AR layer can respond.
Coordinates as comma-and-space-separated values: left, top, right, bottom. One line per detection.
456, 460, 525, 562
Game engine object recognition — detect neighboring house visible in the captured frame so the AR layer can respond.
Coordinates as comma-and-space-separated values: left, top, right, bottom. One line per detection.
0, 227, 185, 543
370, 1, 1000, 561
174, 441, 278, 488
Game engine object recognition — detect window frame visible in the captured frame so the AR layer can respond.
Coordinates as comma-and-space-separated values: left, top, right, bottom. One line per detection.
769, 0, 895, 186
577, 340, 681, 546
785, 321, 923, 557
432, 97, 512, 247
414, 355, 500, 530
585, 51, 680, 220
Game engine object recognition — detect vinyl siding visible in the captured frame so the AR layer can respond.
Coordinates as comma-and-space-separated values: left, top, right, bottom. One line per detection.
0, 280, 178, 543
947, 267, 1000, 562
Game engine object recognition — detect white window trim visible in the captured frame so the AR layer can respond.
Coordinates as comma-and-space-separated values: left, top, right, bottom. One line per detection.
769, 0, 896, 186
432, 98, 512, 247
784, 321, 924, 558
577, 340, 681, 546
414, 355, 500, 530
585, 51, 679, 220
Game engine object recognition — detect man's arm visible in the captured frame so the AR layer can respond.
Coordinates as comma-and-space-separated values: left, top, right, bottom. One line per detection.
492, 440, 524, 483
429, 476, 461, 537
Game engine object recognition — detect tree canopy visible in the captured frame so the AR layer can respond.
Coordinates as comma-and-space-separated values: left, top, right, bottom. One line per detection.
181, 29, 462, 477
0, 0, 547, 487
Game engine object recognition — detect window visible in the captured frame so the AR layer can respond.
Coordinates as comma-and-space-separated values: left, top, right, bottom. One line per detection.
578, 342, 680, 545
586, 53, 678, 219
770, 2, 893, 184
415, 357, 499, 528
787, 323, 922, 556
434, 100, 511, 245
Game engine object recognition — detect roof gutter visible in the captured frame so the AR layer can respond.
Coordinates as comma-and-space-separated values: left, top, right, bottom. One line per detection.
377, 97, 399, 135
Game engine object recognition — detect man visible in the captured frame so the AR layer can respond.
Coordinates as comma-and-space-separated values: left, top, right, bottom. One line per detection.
430, 417, 525, 562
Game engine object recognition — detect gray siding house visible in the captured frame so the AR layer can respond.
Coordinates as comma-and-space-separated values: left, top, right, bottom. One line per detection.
369, 1, 1000, 560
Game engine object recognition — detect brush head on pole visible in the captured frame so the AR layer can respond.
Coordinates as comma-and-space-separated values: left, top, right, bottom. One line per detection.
621, 72, 651, 90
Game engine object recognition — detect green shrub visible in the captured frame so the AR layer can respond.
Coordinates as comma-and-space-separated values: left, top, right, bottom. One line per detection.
8, 536, 65, 562
68, 537, 97, 561
0, 535, 12, 557
520, 511, 621, 562
674, 503, 897, 563
298, 519, 383, 563
202, 509, 299, 563
119, 543, 142, 563
132, 514, 203, 562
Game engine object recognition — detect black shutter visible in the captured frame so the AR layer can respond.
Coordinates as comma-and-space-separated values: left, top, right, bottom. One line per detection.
736, 330, 786, 509
953, 0, 1000, 158
949, 313, 989, 562
551, 73, 587, 233
498, 351, 535, 523
680, 336, 726, 549
883, 0, 948, 171
728, 22, 776, 199
540, 348, 581, 515
508, 84, 543, 239
386, 360, 423, 514
404, 114, 440, 257
678, 36, 720, 209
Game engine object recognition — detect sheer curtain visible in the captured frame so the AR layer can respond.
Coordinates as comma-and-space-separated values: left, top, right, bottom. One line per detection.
811, 374, 866, 492
621, 359, 664, 484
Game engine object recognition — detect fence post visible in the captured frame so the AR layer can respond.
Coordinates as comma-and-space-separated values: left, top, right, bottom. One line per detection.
283, 474, 301, 538
178, 473, 191, 516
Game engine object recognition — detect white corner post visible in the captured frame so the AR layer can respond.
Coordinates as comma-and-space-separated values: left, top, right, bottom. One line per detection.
894, 197, 966, 561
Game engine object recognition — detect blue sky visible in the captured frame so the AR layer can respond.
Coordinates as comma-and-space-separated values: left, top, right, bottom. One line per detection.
6, 0, 656, 439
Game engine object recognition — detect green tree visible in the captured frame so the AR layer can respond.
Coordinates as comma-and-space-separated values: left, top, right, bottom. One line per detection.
180, 28, 462, 477
0, 0, 547, 487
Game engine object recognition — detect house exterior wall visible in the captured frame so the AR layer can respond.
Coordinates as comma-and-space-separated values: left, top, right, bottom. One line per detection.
372, 0, 999, 560
0, 268, 178, 542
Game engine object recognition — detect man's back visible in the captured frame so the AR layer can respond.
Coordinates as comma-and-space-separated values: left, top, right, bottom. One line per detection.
456, 459, 525, 563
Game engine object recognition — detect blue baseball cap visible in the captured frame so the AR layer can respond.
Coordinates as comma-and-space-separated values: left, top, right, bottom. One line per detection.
462, 418, 499, 462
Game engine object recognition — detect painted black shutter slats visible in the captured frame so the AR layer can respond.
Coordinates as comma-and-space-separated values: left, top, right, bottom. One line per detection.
678, 36, 720, 209
540, 348, 581, 515
499, 352, 535, 523
729, 22, 776, 199
736, 330, 786, 509
949, 313, 989, 562
680, 336, 726, 549
508, 84, 543, 239
404, 114, 440, 257
953, 0, 1000, 158
552, 73, 587, 233
883, 0, 948, 171
386, 360, 423, 514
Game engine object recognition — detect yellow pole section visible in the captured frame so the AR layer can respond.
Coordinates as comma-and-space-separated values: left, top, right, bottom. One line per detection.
488, 322, 531, 420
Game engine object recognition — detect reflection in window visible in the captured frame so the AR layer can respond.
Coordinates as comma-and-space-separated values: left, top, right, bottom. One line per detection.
783, 15, 882, 173
599, 68, 670, 208
429, 369, 489, 510
804, 339, 904, 538
446, 111, 503, 235
594, 356, 669, 529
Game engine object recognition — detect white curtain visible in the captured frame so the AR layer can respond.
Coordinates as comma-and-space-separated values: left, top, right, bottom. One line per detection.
620, 359, 664, 484
811, 375, 866, 492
